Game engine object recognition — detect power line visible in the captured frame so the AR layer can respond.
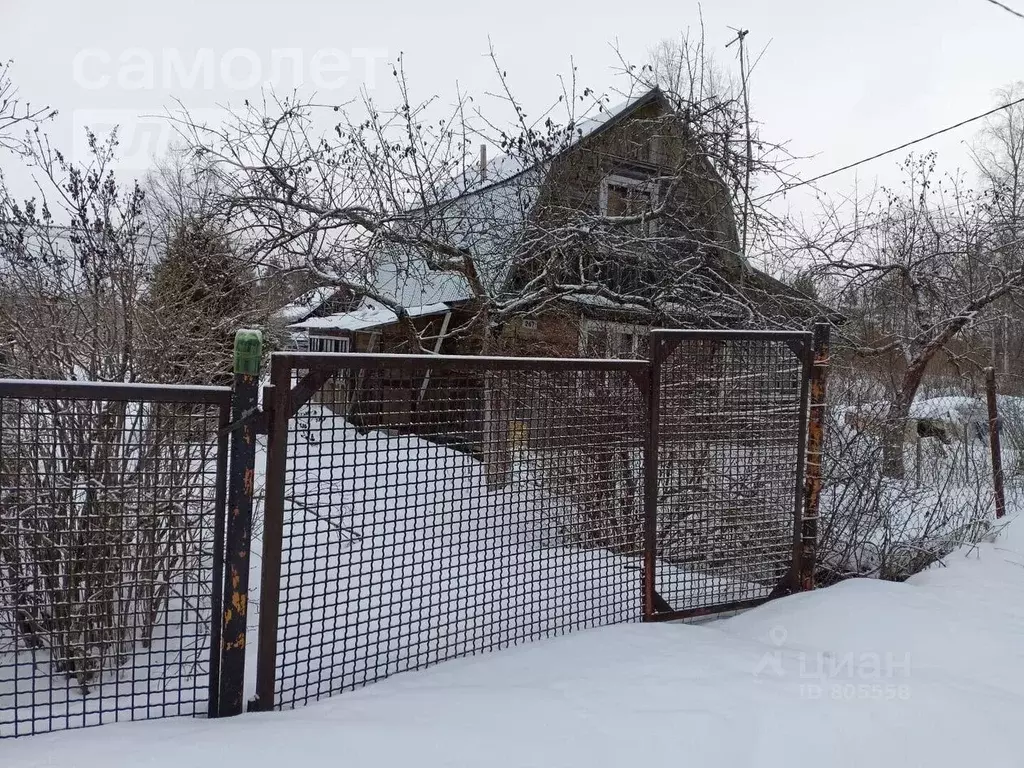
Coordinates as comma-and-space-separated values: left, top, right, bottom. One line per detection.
984, 0, 1024, 20
757, 95, 1024, 201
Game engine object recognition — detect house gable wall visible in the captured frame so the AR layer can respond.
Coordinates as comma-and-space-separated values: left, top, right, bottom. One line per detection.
514, 98, 743, 297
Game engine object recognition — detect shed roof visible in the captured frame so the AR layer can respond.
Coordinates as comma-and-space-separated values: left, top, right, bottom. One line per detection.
291, 297, 449, 333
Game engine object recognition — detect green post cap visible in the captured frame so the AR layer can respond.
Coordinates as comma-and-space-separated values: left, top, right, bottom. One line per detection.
233, 329, 263, 376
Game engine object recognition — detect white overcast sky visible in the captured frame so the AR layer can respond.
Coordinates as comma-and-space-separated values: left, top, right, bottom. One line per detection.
1, 0, 1021, 219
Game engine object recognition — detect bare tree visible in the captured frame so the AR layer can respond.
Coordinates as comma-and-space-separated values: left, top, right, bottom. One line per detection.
0, 129, 219, 685
0, 59, 55, 155
975, 84, 1024, 233
144, 143, 223, 243
170, 45, 787, 355
139, 146, 270, 385
800, 153, 1024, 478
971, 84, 1024, 373
0, 129, 151, 381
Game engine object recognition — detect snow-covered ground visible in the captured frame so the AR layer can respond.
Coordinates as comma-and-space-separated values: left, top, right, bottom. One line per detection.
819, 392, 1022, 579
7, 516, 1024, 767
1, 406, 781, 737
246, 410, 772, 707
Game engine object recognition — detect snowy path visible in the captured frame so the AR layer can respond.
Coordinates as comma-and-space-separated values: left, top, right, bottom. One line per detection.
7, 518, 1024, 767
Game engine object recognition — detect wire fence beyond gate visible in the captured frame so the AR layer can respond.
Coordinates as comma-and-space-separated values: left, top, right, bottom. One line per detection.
646, 331, 812, 619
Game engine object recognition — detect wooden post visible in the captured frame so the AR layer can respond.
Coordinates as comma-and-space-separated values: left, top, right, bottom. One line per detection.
985, 367, 1007, 520
800, 324, 830, 591
217, 329, 262, 716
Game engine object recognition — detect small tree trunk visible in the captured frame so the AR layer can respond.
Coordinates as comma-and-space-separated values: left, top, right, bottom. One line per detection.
881, 404, 910, 480
883, 362, 928, 479
482, 372, 512, 489
478, 319, 512, 490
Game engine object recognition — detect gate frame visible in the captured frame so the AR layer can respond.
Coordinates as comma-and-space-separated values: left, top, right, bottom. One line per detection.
250, 351, 650, 711
252, 333, 822, 706
641, 328, 815, 622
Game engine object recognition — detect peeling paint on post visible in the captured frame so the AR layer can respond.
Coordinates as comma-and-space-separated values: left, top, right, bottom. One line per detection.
217, 329, 262, 716
801, 324, 830, 591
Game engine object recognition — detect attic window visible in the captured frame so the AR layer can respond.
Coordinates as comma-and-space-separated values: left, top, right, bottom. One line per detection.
600, 175, 657, 234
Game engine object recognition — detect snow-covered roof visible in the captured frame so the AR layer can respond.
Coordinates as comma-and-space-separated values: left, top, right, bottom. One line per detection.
290, 297, 449, 333
273, 285, 342, 324
368, 262, 470, 307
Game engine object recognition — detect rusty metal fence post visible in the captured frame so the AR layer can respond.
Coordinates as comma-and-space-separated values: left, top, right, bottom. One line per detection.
642, 336, 663, 621
985, 366, 1007, 520
251, 354, 292, 712
800, 324, 831, 590
207, 397, 231, 719
216, 330, 263, 716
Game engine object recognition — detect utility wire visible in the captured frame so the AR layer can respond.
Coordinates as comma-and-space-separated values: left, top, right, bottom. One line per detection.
984, 0, 1024, 21
757, 95, 1024, 201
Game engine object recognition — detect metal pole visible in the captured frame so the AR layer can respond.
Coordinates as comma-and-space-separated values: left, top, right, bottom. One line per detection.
252, 355, 291, 711
642, 336, 662, 620
800, 324, 830, 591
985, 366, 1007, 520
217, 329, 263, 716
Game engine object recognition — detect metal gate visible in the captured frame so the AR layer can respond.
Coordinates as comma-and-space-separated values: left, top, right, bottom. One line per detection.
252, 352, 650, 711
251, 328, 822, 712
0, 327, 825, 736
642, 330, 814, 621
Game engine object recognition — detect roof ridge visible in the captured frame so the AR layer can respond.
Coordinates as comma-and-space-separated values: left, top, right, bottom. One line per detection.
444, 85, 665, 203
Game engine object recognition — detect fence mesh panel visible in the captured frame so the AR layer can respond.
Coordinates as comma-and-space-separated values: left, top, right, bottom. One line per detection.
0, 383, 228, 737
653, 335, 808, 614
272, 358, 646, 709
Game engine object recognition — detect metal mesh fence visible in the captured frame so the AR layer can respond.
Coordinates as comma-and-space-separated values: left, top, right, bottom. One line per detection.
650, 332, 810, 617
265, 355, 648, 710
0, 380, 229, 738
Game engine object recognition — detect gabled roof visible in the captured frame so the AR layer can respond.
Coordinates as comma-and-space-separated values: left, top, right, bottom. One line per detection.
356, 87, 669, 308
458, 88, 666, 198
287, 87, 793, 330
